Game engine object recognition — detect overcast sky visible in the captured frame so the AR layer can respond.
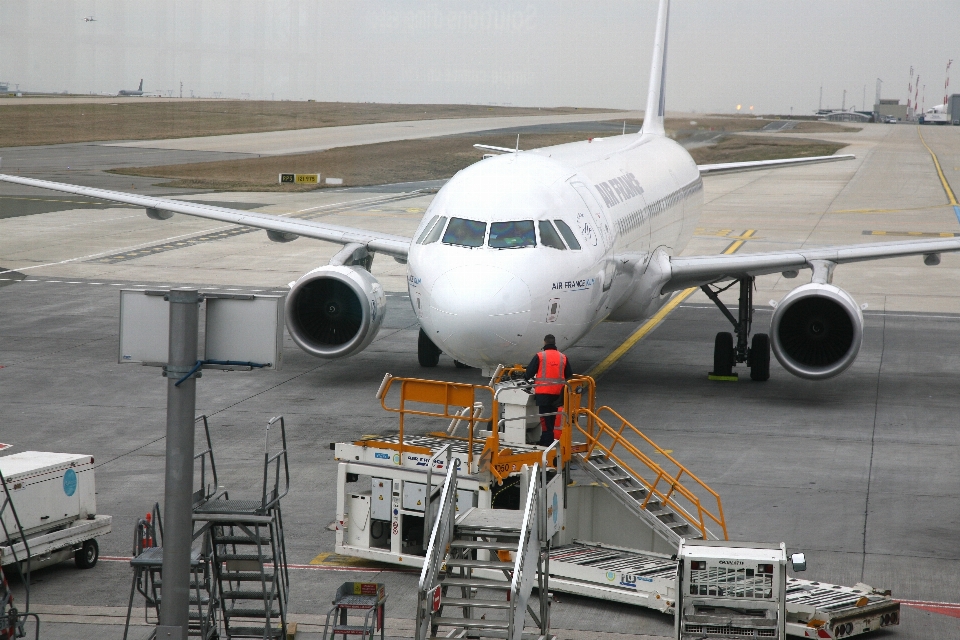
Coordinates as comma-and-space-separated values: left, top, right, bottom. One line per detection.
2, 1, 958, 114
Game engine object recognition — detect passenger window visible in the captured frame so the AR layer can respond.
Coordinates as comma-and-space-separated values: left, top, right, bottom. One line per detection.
538, 221, 566, 250
553, 219, 581, 250
416, 215, 439, 244
442, 217, 487, 247
422, 216, 447, 244
489, 220, 536, 249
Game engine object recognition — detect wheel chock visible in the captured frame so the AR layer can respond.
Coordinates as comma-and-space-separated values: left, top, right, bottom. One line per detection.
707, 372, 739, 381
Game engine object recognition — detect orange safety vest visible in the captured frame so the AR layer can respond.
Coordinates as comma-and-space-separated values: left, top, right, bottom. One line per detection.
535, 349, 567, 395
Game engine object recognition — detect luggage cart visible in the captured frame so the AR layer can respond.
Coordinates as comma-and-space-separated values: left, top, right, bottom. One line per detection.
321, 582, 386, 640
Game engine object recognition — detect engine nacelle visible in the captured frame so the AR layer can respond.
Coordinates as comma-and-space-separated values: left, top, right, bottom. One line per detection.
285, 265, 386, 359
770, 283, 863, 380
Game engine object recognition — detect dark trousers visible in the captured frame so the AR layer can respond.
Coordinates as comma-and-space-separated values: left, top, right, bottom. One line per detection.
537, 394, 562, 446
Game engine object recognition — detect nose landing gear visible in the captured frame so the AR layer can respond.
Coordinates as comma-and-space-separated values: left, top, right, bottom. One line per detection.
701, 277, 770, 381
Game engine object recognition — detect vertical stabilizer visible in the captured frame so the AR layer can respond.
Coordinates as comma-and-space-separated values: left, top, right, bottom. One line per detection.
641, 0, 670, 136
138, 79, 143, 91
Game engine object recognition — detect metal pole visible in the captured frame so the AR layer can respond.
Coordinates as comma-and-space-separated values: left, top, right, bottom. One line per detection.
158, 289, 200, 638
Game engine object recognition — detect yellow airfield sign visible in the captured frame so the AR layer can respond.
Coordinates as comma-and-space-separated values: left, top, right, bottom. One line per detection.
279, 173, 319, 184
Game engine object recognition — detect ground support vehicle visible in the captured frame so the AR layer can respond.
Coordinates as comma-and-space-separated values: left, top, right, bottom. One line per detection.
0, 451, 112, 574
332, 370, 899, 638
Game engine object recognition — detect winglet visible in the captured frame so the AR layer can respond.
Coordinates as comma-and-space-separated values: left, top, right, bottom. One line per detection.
641, 0, 670, 137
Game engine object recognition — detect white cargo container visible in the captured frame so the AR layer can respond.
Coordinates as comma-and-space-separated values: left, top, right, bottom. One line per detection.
0, 451, 112, 570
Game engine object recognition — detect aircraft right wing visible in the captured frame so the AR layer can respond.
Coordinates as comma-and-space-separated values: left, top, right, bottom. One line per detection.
664, 237, 960, 293
697, 154, 855, 175
0, 174, 412, 259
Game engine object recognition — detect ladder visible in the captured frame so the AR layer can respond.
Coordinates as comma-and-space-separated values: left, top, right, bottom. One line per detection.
416, 464, 551, 640
195, 416, 290, 640
0, 468, 39, 640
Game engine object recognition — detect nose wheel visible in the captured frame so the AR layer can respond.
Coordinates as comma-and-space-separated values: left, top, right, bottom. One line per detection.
418, 328, 441, 367
703, 277, 770, 381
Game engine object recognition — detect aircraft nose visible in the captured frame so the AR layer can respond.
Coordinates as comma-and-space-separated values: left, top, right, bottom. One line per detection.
428, 265, 532, 364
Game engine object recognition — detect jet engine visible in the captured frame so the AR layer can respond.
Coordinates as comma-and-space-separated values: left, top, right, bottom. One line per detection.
285, 265, 386, 359
770, 283, 863, 380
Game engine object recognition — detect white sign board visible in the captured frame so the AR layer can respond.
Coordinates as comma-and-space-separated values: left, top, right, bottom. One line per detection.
118, 290, 169, 364
205, 296, 284, 370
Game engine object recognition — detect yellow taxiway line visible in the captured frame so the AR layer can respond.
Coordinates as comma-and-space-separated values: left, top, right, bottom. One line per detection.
587, 230, 756, 378
917, 126, 959, 206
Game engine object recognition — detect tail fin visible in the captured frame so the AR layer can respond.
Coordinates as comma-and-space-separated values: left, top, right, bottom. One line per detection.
138, 79, 143, 91
641, 0, 670, 136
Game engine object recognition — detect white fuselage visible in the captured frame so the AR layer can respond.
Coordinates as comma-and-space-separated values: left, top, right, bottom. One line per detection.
406, 132, 704, 368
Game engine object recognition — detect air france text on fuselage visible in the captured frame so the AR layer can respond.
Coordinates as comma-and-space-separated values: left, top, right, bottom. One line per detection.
594, 173, 644, 208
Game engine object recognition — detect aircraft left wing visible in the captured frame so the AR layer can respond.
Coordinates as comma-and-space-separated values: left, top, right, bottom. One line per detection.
0, 174, 412, 259
697, 154, 855, 175
665, 237, 959, 293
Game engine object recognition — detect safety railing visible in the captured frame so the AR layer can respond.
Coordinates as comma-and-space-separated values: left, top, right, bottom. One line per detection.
376, 374, 496, 472
508, 463, 542, 640
415, 462, 458, 640
573, 404, 727, 541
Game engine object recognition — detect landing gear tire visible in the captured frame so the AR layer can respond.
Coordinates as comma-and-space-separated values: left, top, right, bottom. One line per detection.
713, 332, 735, 377
418, 328, 441, 367
75, 539, 99, 569
454, 360, 471, 369
749, 333, 770, 381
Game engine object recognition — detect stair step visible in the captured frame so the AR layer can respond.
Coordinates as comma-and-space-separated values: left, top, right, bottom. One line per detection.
432, 617, 509, 630
225, 626, 283, 638
456, 526, 521, 537
222, 590, 277, 600
221, 571, 276, 582
217, 535, 272, 545
332, 625, 375, 635
225, 607, 280, 618
221, 553, 271, 562
449, 539, 518, 551
666, 521, 691, 531
440, 598, 510, 609
445, 559, 513, 570
439, 577, 510, 590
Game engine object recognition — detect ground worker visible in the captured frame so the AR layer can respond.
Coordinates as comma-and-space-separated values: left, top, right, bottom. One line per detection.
525, 334, 573, 447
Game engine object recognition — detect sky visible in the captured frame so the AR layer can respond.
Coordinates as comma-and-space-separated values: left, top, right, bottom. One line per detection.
2, 0, 958, 115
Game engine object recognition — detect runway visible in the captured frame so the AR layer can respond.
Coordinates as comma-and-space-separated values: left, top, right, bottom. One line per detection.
0, 121, 958, 638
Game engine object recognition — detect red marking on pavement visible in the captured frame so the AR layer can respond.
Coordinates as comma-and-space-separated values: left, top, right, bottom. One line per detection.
900, 600, 960, 619
100, 556, 416, 574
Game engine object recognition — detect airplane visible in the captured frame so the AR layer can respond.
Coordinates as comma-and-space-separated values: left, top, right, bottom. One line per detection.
83, 16, 96, 22
118, 80, 144, 96
3, 0, 959, 383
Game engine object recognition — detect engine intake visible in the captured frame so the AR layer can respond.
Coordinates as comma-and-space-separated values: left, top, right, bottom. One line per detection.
770, 283, 863, 380
285, 265, 385, 359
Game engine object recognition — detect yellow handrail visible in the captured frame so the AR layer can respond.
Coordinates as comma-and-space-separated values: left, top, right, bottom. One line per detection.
573, 405, 728, 540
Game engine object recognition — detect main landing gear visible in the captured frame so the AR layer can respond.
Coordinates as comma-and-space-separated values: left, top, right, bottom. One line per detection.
701, 276, 770, 382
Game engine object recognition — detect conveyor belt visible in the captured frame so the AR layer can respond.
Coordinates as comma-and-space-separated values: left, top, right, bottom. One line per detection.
550, 541, 676, 579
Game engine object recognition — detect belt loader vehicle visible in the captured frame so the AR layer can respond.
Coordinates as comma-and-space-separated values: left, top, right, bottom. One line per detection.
332, 369, 900, 638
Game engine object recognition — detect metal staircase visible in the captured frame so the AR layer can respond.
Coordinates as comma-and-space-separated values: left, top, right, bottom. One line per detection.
416, 464, 551, 640
195, 416, 290, 640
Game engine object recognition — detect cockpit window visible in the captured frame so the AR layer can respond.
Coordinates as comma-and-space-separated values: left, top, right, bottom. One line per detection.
553, 219, 581, 250
538, 221, 566, 250
421, 216, 447, 244
416, 215, 440, 244
443, 217, 487, 247
489, 220, 536, 249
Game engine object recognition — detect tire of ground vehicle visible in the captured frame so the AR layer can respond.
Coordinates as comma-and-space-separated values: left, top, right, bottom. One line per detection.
75, 538, 99, 569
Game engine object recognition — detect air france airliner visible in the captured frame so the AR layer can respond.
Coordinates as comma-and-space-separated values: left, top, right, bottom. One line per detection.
4, 0, 958, 381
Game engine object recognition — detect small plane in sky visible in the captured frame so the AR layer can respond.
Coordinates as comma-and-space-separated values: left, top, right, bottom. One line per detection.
4, 0, 959, 382
83, 16, 96, 22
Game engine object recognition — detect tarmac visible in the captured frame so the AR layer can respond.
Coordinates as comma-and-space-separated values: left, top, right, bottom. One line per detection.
0, 121, 958, 639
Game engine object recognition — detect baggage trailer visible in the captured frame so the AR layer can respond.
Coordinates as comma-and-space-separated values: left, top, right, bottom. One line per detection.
0, 451, 112, 572
332, 371, 900, 638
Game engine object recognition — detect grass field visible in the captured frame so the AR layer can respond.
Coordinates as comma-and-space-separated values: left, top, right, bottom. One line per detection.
0, 101, 612, 148
110, 127, 848, 191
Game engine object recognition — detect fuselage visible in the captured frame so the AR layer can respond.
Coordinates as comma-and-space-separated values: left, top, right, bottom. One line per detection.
406, 132, 704, 369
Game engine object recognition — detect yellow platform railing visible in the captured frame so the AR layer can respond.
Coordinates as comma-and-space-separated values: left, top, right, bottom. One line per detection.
569, 378, 727, 541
